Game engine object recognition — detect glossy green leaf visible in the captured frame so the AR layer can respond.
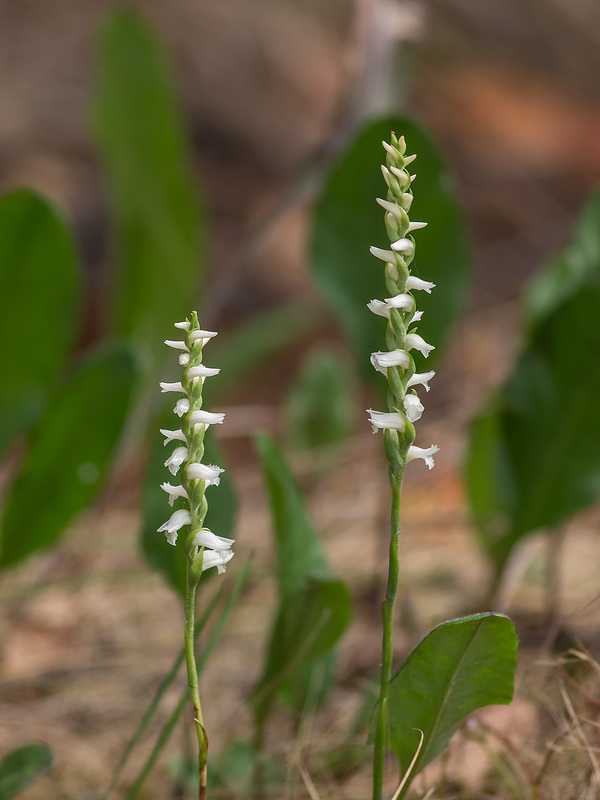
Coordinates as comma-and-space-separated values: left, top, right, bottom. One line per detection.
0, 744, 54, 799
0, 190, 80, 456
141, 414, 236, 597
386, 613, 517, 796
467, 191, 600, 575
0, 344, 138, 569
92, 8, 204, 361
284, 348, 357, 450
311, 116, 469, 382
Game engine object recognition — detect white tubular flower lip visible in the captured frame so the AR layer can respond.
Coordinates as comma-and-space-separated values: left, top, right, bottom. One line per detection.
406, 221, 427, 233
187, 365, 220, 379
174, 321, 190, 331
390, 238, 414, 254
200, 549, 234, 574
158, 508, 192, 545
407, 371, 436, 392
187, 462, 224, 487
406, 333, 435, 358
189, 329, 218, 343
165, 446, 188, 475
381, 140, 399, 162
179, 353, 190, 366
406, 276, 435, 293
410, 310, 423, 324
160, 428, 186, 445
368, 294, 413, 318
160, 381, 185, 393
376, 197, 401, 217
407, 444, 439, 470
403, 393, 424, 423
370, 350, 410, 374
189, 410, 225, 427
369, 245, 396, 264
367, 409, 405, 433
165, 339, 189, 351
160, 482, 189, 506
174, 399, 190, 417
192, 528, 234, 551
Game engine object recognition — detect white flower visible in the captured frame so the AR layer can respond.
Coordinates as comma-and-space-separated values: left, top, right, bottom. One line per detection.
400, 192, 413, 211
159, 381, 185, 393
381, 140, 399, 163
406, 276, 435, 293
407, 371, 436, 392
406, 221, 427, 233
174, 399, 190, 417
390, 238, 414, 254
406, 333, 434, 358
403, 393, 424, 422
191, 528, 234, 551
367, 409, 405, 433
376, 197, 401, 218
367, 294, 413, 318
187, 365, 220, 379
160, 482, 189, 506
369, 246, 396, 264
189, 410, 225, 427
410, 310, 423, 324
370, 350, 410, 374
165, 446, 188, 475
160, 428, 186, 445
187, 462, 224, 487
164, 339, 189, 351
174, 320, 190, 331
189, 329, 218, 343
199, 549, 234, 574
407, 444, 439, 470
179, 353, 190, 366
158, 508, 192, 545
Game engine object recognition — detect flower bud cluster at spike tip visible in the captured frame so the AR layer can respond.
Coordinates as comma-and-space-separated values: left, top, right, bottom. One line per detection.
366, 135, 439, 470
157, 313, 234, 574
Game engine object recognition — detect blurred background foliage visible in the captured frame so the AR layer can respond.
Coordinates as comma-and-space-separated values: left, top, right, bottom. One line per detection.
2, 1, 600, 797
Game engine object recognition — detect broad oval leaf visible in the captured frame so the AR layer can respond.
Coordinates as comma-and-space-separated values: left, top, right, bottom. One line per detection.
0, 344, 139, 569
311, 116, 469, 382
0, 744, 54, 800
0, 190, 80, 456
92, 8, 204, 363
141, 415, 236, 597
386, 613, 517, 793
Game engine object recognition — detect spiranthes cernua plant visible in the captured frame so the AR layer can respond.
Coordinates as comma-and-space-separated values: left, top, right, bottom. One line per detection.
158, 311, 233, 799
368, 135, 439, 800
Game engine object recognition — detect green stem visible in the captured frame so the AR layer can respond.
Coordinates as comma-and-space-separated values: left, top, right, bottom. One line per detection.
184, 561, 207, 800
373, 468, 405, 800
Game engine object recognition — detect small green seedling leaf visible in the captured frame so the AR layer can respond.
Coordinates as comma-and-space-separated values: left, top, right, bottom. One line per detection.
311, 116, 469, 383
0, 344, 138, 569
0, 744, 54, 800
0, 190, 80, 456
385, 613, 517, 797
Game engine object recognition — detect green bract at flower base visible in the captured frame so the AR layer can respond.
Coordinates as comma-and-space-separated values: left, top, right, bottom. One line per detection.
158, 311, 233, 800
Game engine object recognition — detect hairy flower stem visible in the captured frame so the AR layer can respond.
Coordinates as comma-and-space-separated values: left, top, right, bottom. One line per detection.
184, 564, 207, 800
373, 467, 405, 800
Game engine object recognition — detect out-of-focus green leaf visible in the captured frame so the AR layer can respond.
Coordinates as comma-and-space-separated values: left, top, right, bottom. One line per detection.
467, 190, 600, 577
92, 8, 204, 363
141, 413, 236, 597
0, 344, 138, 569
385, 614, 517, 798
284, 348, 357, 450
311, 116, 469, 383
0, 190, 80, 456
0, 744, 54, 800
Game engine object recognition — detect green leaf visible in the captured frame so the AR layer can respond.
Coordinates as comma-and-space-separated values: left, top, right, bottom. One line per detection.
386, 613, 517, 795
254, 434, 330, 598
0, 744, 54, 800
92, 8, 204, 360
0, 344, 139, 569
311, 116, 469, 382
466, 190, 600, 575
284, 348, 357, 450
140, 415, 236, 597
250, 578, 352, 727
0, 190, 80, 456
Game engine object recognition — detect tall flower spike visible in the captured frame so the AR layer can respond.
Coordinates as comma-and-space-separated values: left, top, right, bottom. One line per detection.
366, 135, 438, 467
157, 312, 234, 574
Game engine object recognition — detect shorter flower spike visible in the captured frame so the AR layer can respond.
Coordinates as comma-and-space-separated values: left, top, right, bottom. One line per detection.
407, 444, 439, 470
367, 409, 406, 433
